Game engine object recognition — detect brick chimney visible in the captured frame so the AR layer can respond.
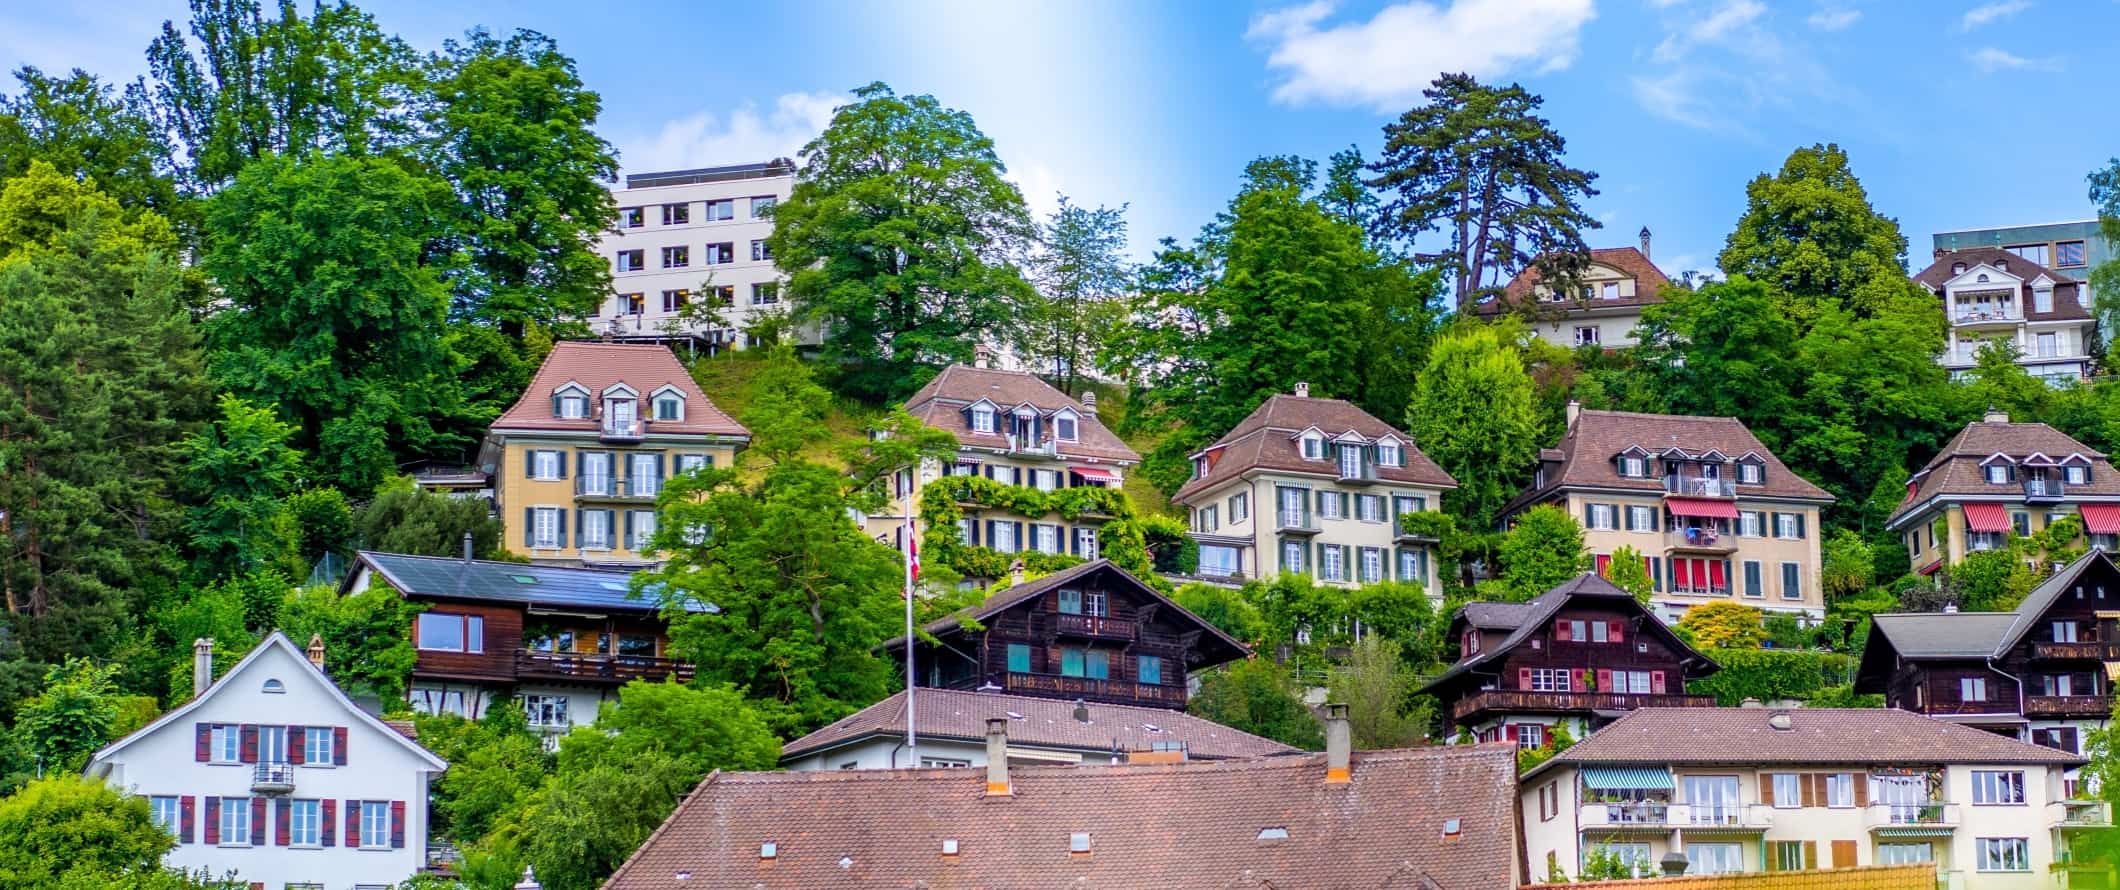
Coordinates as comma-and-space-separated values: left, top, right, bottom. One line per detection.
306, 633, 326, 670
1081, 391, 1097, 416
1638, 226, 1652, 261
1324, 703, 1351, 784
193, 638, 214, 697
985, 718, 1011, 796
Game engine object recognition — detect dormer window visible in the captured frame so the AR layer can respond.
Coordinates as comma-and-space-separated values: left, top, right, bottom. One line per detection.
2035, 286, 2054, 314
2068, 465, 2090, 485
1193, 456, 1208, 479
1377, 441, 1402, 467
1953, 262, 1966, 275
970, 405, 996, 434
555, 391, 588, 419
1619, 455, 1647, 478
654, 393, 684, 421
1055, 411, 1079, 442
1738, 461, 1763, 484
1300, 435, 1325, 460
1986, 464, 2012, 484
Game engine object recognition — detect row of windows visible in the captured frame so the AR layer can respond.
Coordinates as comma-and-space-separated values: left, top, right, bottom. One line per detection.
1597, 553, 1807, 600
1292, 437, 1406, 470
965, 403, 1081, 442
617, 196, 776, 229
152, 796, 400, 850
524, 449, 714, 484
1981, 463, 2091, 485
1523, 667, 1661, 694
612, 240, 772, 272
1613, 456, 1766, 485
937, 461, 1107, 493
196, 723, 340, 765
1272, 486, 1428, 528
611, 283, 779, 316
1582, 504, 1805, 540
1277, 540, 1426, 585
1002, 643, 1165, 685
958, 519, 1099, 559
551, 389, 688, 423
525, 506, 661, 551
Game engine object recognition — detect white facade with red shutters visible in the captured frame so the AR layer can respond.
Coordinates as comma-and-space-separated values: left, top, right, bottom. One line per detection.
86, 632, 447, 890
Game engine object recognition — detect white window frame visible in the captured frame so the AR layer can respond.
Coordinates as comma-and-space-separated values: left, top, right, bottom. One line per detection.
1771, 773, 1800, 809
1359, 547, 1383, 583
289, 798, 321, 846
1229, 492, 1249, 523
1300, 435, 1324, 460
1738, 462, 1762, 484
1055, 413, 1079, 442
256, 724, 287, 763
220, 796, 251, 846
1074, 527, 1098, 560
1627, 505, 1654, 532
522, 693, 570, 728
581, 509, 612, 550
1320, 546, 1346, 582
1774, 513, 1799, 539
630, 510, 657, 551
532, 450, 563, 481
304, 725, 333, 765
1962, 677, 1987, 702
1976, 837, 2029, 872
532, 507, 562, 549
1620, 455, 1645, 477
1377, 442, 1401, 467
1972, 770, 2025, 806
970, 407, 995, 433
1739, 512, 1762, 537
360, 801, 390, 850
1588, 504, 1616, 531
1574, 325, 1600, 346
558, 394, 588, 419
151, 796, 181, 835
1357, 495, 1384, 523
212, 724, 241, 764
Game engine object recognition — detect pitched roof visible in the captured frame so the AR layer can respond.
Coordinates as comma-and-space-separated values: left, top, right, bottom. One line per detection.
1420, 574, 1716, 694
603, 745, 1520, 890
346, 551, 704, 614
780, 688, 1299, 761
1526, 707, 2083, 781
1914, 247, 2091, 322
903, 364, 1138, 464
885, 560, 1250, 666
1503, 409, 1833, 515
491, 341, 748, 437
1866, 612, 2017, 658
1889, 417, 2120, 527
1172, 392, 1456, 502
1473, 246, 1675, 315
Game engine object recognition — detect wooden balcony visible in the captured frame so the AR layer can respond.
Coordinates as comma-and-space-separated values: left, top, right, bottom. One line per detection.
1922, 701, 2021, 716
2026, 696, 2112, 718
1666, 527, 1738, 554
1451, 689, 1717, 721
1004, 671, 1185, 707
1053, 613, 1135, 641
2031, 641, 2117, 661
515, 650, 694, 685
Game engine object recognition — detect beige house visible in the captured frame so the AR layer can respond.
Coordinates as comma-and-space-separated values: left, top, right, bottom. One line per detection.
1472, 234, 1676, 350
1889, 411, 2120, 576
1504, 405, 1834, 623
482, 341, 750, 566
866, 363, 1138, 572
1170, 384, 1457, 599
1520, 707, 2087, 887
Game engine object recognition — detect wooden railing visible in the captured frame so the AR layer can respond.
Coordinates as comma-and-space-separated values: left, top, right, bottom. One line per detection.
1451, 690, 1716, 720
2031, 641, 2116, 660
1923, 700, 2021, 716
1053, 613, 1135, 641
1005, 672, 1185, 706
2026, 696, 2113, 718
515, 650, 694, 684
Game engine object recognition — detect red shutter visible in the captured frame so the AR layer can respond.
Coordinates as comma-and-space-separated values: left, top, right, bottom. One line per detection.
1609, 621, 1624, 644
239, 724, 258, 763
1709, 560, 1728, 589
1597, 669, 1614, 692
1504, 724, 1518, 742
275, 798, 289, 846
1595, 553, 1611, 576
204, 797, 220, 845
1570, 669, 1585, 692
179, 796, 195, 844
1674, 559, 1692, 588
1518, 668, 1533, 690
345, 800, 361, 848
1556, 620, 1573, 642
249, 798, 265, 846
194, 724, 210, 762
390, 800, 406, 849
321, 800, 336, 847
287, 726, 304, 765
1651, 671, 1667, 694
333, 727, 348, 766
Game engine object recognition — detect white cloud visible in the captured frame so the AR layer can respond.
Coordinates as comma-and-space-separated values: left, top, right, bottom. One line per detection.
613, 92, 846, 175
1651, 0, 1764, 63
1806, 7, 1861, 31
1246, 0, 1597, 110
1630, 0, 1851, 133
1961, 0, 2031, 30
1968, 46, 2059, 72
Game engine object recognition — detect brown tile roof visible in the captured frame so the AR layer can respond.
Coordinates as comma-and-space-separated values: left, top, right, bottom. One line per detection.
492, 341, 748, 437
1472, 246, 1674, 317
1914, 247, 2091, 322
1527, 707, 2083, 781
780, 688, 1299, 761
603, 745, 1520, 890
1172, 393, 1457, 502
1888, 416, 2120, 527
883, 560, 1251, 668
1503, 409, 1833, 515
904, 364, 1139, 464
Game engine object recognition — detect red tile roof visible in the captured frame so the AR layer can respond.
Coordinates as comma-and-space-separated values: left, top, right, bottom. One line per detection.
1172, 393, 1457, 502
1472, 246, 1675, 316
780, 688, 1298, 761
492, 341, 748, 438
904, 364, 1139, 464
1503, 409, 1832, 515
1888, 416, 2120, 527
603, 745, 1520, 890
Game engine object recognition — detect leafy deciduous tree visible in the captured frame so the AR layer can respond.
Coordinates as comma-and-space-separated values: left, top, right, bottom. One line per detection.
1406, 323, 1541, 530
180, 395, 305, 580
1677, 601, 1766, 650
1188, 658, 1323, 750
1497, 505, 1587, 601
1020, 196, 1129, 395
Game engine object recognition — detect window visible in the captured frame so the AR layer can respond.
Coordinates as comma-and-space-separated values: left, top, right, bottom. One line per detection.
703, 199, 734, 221
970, 406, 996, 433
1738, 462, 1762, 484
1032, 469, 1059, 492
531, 506, 562, 548
661, 203, 690, 225
2035, 290, 2055, 315
416, 613, 484, 653
2036, 726, 2080, 753
1619, 455, 1646, 477
618, 206, 643, 228
660, 245, 688, 268
750, 239, 772, 262
628, 511, 657, 551
1318, 492, 1343, 520
1601, 281, 1620, 300
658, 289, 690, 314
579, 509, 612, 549
1228, 492, 1249, 522
1055, 414, 1078, 441
615, 249, 643, 272
208, 724, 244, 763
1377, 441, 1401, 466
1337, 444, 1364, 478
703, 242, 735, 264
151, 796, 180, 835
921, 757, 970, 768
257, 725, 286, 763
1877, 843, 1933, 865
1972, 770, 2025, 805
1769, 840, 1807, 870
1032, 523, 1061, 554
296, 725, 333, 765
1320, 545, 1346, 582
1780, 562, 1801, 600
1574, 325, 1600, 346
655, 395, 683, 421
1281, 539, 1306, 574
1977, 837, 2029, 872
288, 798, 321, 846
1825, 773, 1854, 808
1300, 435, 1324, 460
629, 452, 661, 498
1686, 844, 1743, 875
1587, 504, 1616, 530
2008, 243, 2051, 266
220, 796, 250, 846
360, 801, 390, 849
1195, 506, 1219, 532
1987, 464, 2011, 484
531, 449, 563, 479
1058, 589, 1082, 615
1626, 505, 1655, 531
751, 196, 777, 218
2068, 465, 2091, 484
1198, 544, 1241, 577
1774, 512, 1801, 539
2058, 240, 2087, 268
1357, 495, 1384, 523
1618, 670, 1653, 693
1515, 723, 1544, 749
1398, 548, 1427, 584
522, 693, 569, 728
1074, 527, 1098, 560
1393, 494, 1426, 515
1138, 655, 1162, 685
1528, 668, 1569, 692
1743, 561, 1763, 598
1359, 547, 1384, 583
1007, 643, 1031, 673
557, 393, 588, 419
1599, 844, 1652, 877
1739, 511, 1762, 537
1961, 677, 1988, 702
990, 522, 1017, 552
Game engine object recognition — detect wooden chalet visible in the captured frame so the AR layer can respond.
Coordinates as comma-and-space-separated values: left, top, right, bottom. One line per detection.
890, 560, 1249, 709
1420, 574, 1719, 745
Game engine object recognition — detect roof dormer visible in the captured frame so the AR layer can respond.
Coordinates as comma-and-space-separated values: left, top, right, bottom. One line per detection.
1293, 426, 1327, 461
1053, 407, 1081, 442
1333, 429, 1370, 445
650, 384, 687, 422
552, 381, 591, 419
964, 399, 1000, 434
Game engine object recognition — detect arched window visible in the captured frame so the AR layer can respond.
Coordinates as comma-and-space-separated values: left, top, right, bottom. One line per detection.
262, 679, 286, 694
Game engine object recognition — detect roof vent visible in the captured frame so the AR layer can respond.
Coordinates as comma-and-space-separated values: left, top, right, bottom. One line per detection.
1767, 712, 1794, 731
1073, 699, 1090, 723
1005, 710, 1025, 720
1739, 697, 1764, 708
673, 871, 691, 882
1257, 827, 1289, 841
1294, 382, 1310, 398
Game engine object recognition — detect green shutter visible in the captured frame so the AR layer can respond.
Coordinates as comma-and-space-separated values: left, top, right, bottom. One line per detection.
522, 508, 534, 546
1796, 513, 1806, 539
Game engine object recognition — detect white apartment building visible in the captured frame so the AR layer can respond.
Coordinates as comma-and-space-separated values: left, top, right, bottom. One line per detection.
1521, 707, 2089, 888
86, 633, 448, 890
590, 160, 804, 350
1916, 247, 2097, 384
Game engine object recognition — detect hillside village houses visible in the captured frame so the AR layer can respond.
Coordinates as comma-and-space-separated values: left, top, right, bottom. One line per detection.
1889, 411, 2120, 574
1918, 246, 2098, 384
1471, 231, 1675, 350
1503, 404, 1835, 624
1171, 383, 1458, 598
86, 633, 448, 890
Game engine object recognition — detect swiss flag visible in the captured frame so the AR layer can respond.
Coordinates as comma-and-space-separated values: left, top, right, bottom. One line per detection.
906, 525, 921, 585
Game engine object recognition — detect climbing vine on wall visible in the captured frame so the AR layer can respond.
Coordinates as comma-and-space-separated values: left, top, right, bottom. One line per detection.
916, 475, 1194, 582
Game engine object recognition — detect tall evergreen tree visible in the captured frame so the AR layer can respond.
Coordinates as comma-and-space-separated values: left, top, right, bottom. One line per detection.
1020, 196, 1130, 395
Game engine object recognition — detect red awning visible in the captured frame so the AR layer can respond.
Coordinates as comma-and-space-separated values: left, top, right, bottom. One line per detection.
1071, 466, 1119, 482
1962, 503, 2011, 533
1665, 497, 1739, 520
2082, 504, 2120, 535
1916, 558, 1945, 577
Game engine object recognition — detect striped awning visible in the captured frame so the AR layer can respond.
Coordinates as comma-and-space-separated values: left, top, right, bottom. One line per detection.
1581, 767, 1674, 790
1873, 827, 1954, 838
1666, 497, 1739, 520
2081, 504, 2120, 535
1963, 503, 2011, 533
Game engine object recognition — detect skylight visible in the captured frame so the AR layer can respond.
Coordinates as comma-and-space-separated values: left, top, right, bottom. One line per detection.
509, 574, 539, 585
598, 581, 628, 591
1257, 827, 1289, 841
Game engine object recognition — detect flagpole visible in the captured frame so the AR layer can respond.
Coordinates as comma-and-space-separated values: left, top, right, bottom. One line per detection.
904, 503, 917, 754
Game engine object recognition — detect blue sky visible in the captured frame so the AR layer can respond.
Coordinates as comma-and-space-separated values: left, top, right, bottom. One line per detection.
2, 0, 2114, 278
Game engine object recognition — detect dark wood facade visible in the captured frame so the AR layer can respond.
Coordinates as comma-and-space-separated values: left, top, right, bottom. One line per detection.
905, 561, 1248, 710
409, 597, 691, 687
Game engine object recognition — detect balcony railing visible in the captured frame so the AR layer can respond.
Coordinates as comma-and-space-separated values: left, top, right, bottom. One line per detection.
1007, 435, 1059, 459
600, 418, 644, 442
2049, 800, 2112, 828
2024, 478, 2067, 501
251, 762, 296, 795
576, 475, 659, 500
1862, 802, 1958, 829
1684, 804, 1774, 829
1664, 476, 1736, 498
2026, 695, 2113, 718
1667, 527, 1737, 553
1337, 462, 1379, 485
1451, 689, 1717, 721
1922, 700, 2019, 715
1580, 801, 1671, 827
2032, 641, 2116, 660
1004, 672, 1186, 706
515, 650, 694, 684
1953, 308, 2021, 325
1053, 613, 1135, 641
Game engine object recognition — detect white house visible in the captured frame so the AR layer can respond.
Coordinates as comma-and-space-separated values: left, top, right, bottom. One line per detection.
86, 632, 448, 890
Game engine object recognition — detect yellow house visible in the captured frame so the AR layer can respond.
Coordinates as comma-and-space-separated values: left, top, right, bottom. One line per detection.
1889, 411, 2120, 575
482, 341, 750, 566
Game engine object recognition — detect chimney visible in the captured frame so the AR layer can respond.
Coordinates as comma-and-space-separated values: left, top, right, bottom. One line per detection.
1638, 226, 1652, 261
1294, 382, 1310, 398
1009, 559, 1025, 588
973, 343, 994, 369
462, 531, 475, 562
514, 866, 542, 890
1565, 399, 1581, 427
306, 633, 326, 670
193, 638, 214, 697
1659, 852, 1689, 877
1984, 407, 2010, 424
1944, 602, 1960, 614
1081, 391, 1097, 416
1934, 247, 1949, 259
985, 718, 1011, 796
1324, 703, 1351, 784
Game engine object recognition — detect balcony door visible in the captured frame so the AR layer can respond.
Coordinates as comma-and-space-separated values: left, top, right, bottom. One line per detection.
1873, 774, 1926, 822
1682, 775, 1739, 824
608, 398, 636, 432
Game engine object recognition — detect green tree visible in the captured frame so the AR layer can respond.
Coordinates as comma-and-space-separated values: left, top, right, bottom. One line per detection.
354, 476, 510, 559
1188, 658, 1323, 750
1604, 545, 1654, 603
202, 152, 469, 492
284, 487, 355, 569
1498, 505, 1587, 601
2075, 724, 2120, 867
1172, 583, 1265, 646
1406, 323, 1541, 529
1678, 601, 1765, 649
0, 775, 210, 890
1941, 548, 2041, 613
277, 582, 425, 703
180, 395, 305, 580
13, 659, 125, 776
769, 82, 1036, 401
1020, 196, 1130, 395
1369, 73, 1600, 309
1319, 144, 1381, 235
1719, 143, 1937, 323
2089, 159, 2120, 356
1325, 638, 1426, 749
142, 579, 253, 703
1688, 647, 1861, 705
0, 67, 185, 232
413, 708, 552, 844
1821, 529, 1876, 603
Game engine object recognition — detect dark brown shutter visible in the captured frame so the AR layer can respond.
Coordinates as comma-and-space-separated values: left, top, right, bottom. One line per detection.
345, 800, 361, 848
239, 724, 257, 763
195, 724, 210, 762
321, 800, 336, 846
1802, 841, 1818, 870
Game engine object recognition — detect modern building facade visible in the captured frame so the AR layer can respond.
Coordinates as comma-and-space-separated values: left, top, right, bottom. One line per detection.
1915, 247, 2097, 383
1504, 405, 1835, 623
86, 633, 448, 890
481, 340, 749, 566
1520, 707, 2087, 887
1934, 220, 2109, 312
1888, 412, 2120, 575
1472, 235, 1677, 350
344, 551, 698, 743
1171, 383, 1457, 597
1421, 574, 1719, 745
589, 160, 800, 350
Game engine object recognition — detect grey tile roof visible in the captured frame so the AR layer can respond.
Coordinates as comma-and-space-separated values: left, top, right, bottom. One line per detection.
348, 551, 700, 613
1868, 612, 2018, 658
779, 688, 1299, 761
1528, 707, 2084, 781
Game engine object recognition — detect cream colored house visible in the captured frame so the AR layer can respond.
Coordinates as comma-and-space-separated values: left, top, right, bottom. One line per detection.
1504, 405, 1834, 623
482, 341, 750, 566
1889, 411, 2120, 576
1520, 707, 2087, 887
1471, 236, 1676, 350
1916, 247, 2096, 384
1170, 384, 1457, 599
